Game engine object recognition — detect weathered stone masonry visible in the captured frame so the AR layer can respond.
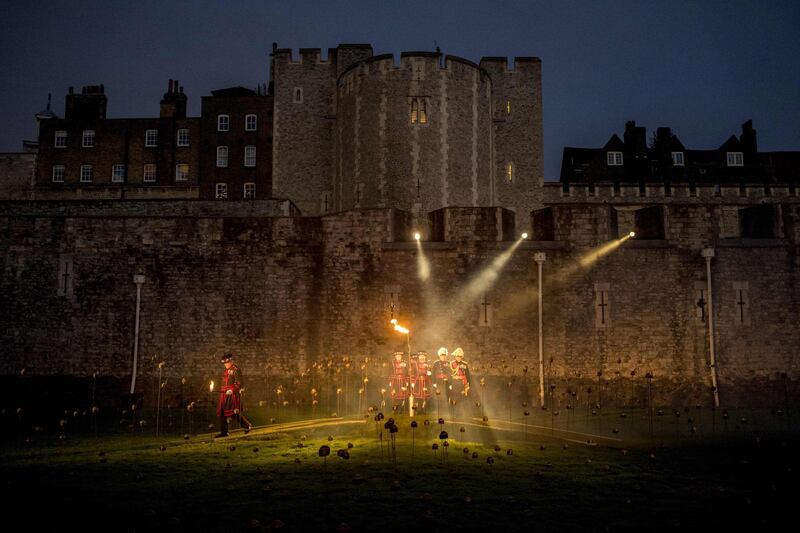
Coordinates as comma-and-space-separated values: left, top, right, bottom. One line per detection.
2, 195, 798, 404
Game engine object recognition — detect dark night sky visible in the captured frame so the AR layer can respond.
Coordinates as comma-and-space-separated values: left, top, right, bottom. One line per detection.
1, 0, 798, 181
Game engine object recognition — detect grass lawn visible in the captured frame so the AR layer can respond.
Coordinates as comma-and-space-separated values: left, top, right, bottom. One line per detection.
2, 411, 796, 532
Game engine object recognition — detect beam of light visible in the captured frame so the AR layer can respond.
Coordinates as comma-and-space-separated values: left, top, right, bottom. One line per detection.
415, 234, 430, 281
577, 233, 633, 268
394, 324, 409, 335
461, 234, 527, 301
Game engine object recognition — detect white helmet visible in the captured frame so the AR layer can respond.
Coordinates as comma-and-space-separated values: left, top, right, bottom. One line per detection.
437, 347, 448, 357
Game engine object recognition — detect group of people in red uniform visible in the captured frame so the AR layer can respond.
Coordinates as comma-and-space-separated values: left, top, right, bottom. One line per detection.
388, 347, 472, 415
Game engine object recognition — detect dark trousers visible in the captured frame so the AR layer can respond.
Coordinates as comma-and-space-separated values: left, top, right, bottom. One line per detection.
218, 412, 252, 435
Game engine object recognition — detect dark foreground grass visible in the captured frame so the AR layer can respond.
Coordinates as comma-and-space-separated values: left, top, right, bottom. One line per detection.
2, 416, 797, 533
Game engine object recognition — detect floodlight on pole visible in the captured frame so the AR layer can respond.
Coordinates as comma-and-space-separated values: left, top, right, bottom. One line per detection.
534, 252, 546, 408
702, 247, 720, 407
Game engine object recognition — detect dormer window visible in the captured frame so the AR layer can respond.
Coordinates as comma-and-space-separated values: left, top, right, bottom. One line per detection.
671, 152, 684, 166
726, 152, 743, 167
607, 151, 623, 166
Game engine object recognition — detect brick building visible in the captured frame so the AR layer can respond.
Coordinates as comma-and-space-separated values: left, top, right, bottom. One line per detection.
199, 87, 272, 201
560, 119, 800, 188
34, 82, 201, 200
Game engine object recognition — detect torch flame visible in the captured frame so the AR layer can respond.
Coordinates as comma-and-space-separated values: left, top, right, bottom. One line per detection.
209, 380, 214, 392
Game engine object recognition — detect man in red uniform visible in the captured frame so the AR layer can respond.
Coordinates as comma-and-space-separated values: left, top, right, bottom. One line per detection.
450, 347, 471, 418
388, 351, 409, 410
215, 353, 252, 438
410, 351, 433, 413
431, 347, 451, 414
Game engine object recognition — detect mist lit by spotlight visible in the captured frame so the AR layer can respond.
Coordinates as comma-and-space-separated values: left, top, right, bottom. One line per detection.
521, 233, 528, 239
629, 231, 635, 238
414, 232, 421, 241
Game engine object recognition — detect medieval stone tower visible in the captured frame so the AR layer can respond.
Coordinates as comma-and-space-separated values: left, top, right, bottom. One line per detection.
271, 44, 543, 231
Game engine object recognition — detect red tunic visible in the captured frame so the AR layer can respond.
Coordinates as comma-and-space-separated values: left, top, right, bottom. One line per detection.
217, 364, 243, 417
411, 360, 433, 399
389, 359, 409, 400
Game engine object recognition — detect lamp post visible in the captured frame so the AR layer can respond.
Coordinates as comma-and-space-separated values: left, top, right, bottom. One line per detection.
130, 273, 145, 395
702, 248, 720, 408
534, 252, 547, 408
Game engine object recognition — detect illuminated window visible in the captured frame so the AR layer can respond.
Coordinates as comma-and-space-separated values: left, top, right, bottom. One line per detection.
82, 130, 95, 148
506, 162, 514, 182
410, 98, 428, 125
54, 131, 67, 148
80, 164, 93, 182
243, 182, 256, 199
216, 146, 228, 168
145, 129, 158, 147
175, 163, 189, 181
506, 100, 511, 115
607, 151, 623, 166
671, 151, 684, 166
111, 164, 126, 183
245, 114, 257, 131
217, 114, 229, 132
52, 165, 65, 182
726, 152, 743, 167
215, 182, 227, 199
244, 146, 256, 167
293, 87, 303, 104
143, 164, 156, 183
176, 129, 189, 147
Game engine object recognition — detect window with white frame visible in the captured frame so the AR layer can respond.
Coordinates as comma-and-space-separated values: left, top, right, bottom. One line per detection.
607, 151, 623, 166
243, 182, 256, 199
671, 151, 685, 166
145, 129, 158, 147
176, 129, 189, 147
293, 87, 303, 104
215, 182, 227, 199
175, 163, 189, 181
216, 146, 229, 167
80, 164, 93, 182
143, 164, 156, 183
82, 130, 95, 148
245, 114, 257, 131
54, 130, 67, 148
244, 145, 256, 167
52, 165, 65, 182
726, 151, 743, 167
217, 114, 229, 132
111, 164, 126, 183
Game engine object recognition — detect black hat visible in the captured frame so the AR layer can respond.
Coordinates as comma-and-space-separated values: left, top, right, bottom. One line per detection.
221, 353, 234, 363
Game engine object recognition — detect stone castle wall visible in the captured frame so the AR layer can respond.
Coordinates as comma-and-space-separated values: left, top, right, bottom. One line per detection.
271, 46, 544, 226
1, 199, 798, 405
336, 54, 493, 217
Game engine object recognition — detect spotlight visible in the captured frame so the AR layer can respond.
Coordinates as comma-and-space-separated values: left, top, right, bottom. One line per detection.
414, 232, 421, 241
629, 231, 635, 238
521, 233, 528, 239
390, 318, 397, 325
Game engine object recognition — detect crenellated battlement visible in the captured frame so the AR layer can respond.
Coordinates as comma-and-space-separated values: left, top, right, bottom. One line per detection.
272, 47, 331, 65
336, 51, 491, 83
546, 181, 800, 205
479, 56, 541, 74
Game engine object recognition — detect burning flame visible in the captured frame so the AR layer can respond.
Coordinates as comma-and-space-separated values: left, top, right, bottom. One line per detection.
209, 380, 214, 392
